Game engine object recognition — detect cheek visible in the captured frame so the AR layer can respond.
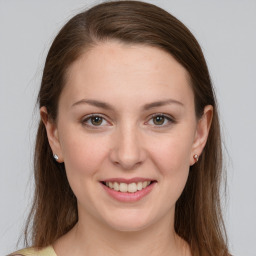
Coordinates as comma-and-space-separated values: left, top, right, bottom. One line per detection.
147, 130, 194, 200
59, 128, 109, 179
59, 130, 110, 208
149, 130, 194, 174
153, 141, 190, 188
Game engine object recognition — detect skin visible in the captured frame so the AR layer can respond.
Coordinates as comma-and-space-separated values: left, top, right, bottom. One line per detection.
41, 41, 213, 256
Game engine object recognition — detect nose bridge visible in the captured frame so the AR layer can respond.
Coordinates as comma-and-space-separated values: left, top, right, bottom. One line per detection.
110, 121, 145, 170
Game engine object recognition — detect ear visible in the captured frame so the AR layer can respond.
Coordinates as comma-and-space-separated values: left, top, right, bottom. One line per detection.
190, 105, 213, 165
40, 106, 63, 163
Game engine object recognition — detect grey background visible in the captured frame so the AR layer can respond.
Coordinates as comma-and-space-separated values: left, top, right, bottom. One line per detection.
0, 0, 255, 255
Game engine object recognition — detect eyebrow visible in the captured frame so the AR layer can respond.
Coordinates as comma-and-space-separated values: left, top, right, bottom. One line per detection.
72, 99, 115, 111
71, 98, 184, 110
143, 99, 184, 110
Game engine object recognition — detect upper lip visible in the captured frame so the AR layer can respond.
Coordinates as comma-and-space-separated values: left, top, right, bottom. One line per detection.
101, 177, 156, 183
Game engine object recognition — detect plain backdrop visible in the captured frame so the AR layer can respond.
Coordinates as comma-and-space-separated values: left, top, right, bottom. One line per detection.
0, 0, 256, 255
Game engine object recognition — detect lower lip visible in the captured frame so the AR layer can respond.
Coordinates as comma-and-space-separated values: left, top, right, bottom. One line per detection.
101, 182, 156, 202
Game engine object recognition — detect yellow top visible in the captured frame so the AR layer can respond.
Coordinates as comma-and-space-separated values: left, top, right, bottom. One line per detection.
9, 246, 57, 256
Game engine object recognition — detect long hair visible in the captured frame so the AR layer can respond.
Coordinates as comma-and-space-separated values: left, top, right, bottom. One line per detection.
24, 1, 229, 255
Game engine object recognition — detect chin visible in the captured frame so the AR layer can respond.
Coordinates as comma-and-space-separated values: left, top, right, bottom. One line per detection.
102, 211, 154, 232
109, 222, 150, 232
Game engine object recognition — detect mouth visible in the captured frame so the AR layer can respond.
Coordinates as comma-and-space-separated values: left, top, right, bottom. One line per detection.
100, 178, 157, 202
101, 180, 155, 193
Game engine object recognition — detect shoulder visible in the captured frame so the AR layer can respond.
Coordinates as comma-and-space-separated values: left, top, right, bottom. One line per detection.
8, 246, 57, 256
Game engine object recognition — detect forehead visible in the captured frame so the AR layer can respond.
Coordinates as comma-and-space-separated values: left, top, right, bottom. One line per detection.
62, 41, 194, 108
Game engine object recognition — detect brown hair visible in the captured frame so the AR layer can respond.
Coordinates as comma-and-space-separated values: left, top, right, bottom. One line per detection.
24, 1, 229, 255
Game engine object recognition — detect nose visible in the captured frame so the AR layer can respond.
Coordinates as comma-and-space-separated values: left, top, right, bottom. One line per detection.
109, 124, 146, 170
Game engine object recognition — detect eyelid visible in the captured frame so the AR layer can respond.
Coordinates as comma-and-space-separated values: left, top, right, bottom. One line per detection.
81, 112, 176, 128
146, 113, 176, 127
81, 114, 112, 128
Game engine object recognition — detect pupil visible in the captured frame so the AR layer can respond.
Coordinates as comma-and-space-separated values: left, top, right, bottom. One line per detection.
154, 116, 164, 125
92, 116, 102, 125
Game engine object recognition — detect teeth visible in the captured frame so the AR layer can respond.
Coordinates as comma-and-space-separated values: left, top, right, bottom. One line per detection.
137, 182, 143, 190
105, 181, 152, 193
128, 183, 137, 193
109, 182, 114, 189
119, 183, 128, 192
142, 181, 148, 188
113, 182, 119, 191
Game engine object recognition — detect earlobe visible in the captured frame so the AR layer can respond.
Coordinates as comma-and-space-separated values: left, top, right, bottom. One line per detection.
190, 105, 213, 165
40, 106, 63, 163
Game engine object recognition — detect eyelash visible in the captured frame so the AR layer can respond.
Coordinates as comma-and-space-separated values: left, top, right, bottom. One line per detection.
81, 113, 175, 128
147, 113, 175, 127
81, 114, 109, 128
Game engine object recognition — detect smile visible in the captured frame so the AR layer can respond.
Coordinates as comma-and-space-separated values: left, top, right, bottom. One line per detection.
104, 181, 152, 193
100, 178, 157, 202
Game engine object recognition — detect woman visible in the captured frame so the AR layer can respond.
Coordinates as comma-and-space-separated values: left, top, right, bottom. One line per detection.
10, 1, 230, 255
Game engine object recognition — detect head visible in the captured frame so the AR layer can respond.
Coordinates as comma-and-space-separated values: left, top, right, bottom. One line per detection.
28, 1, 228, 255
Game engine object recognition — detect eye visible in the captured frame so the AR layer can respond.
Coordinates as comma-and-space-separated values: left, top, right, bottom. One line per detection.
147, 113, 174, 127
82, 114, 109, 127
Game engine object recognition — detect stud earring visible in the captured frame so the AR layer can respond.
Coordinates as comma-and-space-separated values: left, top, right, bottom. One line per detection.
53, 154, 59, 161
193, 154, 199, 163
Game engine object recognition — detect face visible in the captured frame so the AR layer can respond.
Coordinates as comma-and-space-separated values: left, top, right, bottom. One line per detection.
42, 41, 212, 232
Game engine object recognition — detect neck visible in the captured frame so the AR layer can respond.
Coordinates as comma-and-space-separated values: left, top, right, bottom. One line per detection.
53, 209, 190, 256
